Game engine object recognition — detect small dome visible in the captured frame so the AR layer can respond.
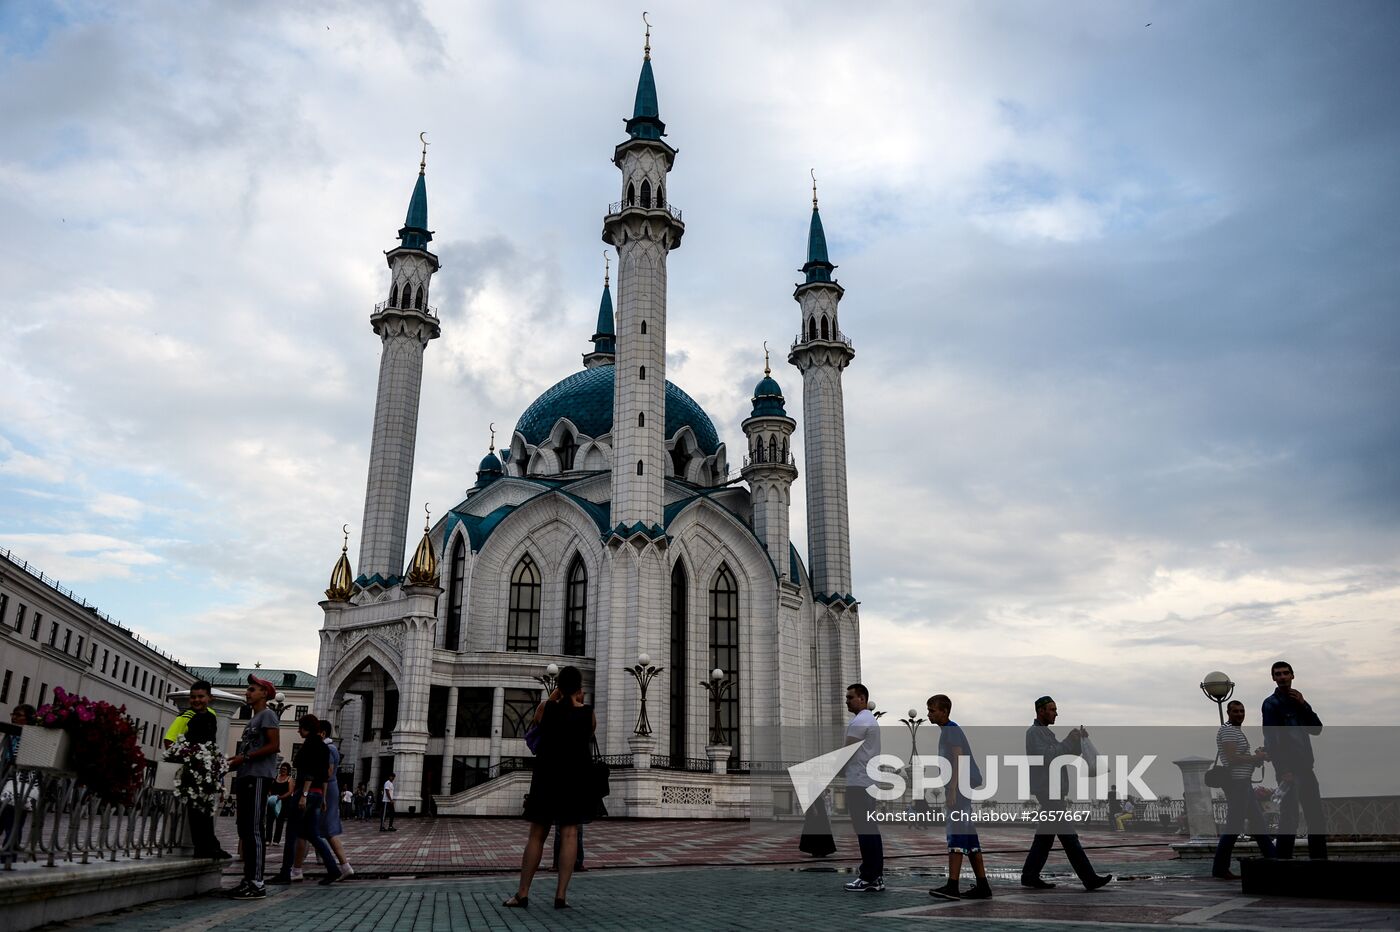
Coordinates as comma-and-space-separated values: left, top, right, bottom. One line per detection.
751, 375, 787, 418
479, 451, 503, 473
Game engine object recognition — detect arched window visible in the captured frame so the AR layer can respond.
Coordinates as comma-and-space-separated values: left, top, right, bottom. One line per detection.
636, 460, 644, 475
709, 564, 740, 764
769, 435, 778, 463
517, 449, 530, 475
639, 365, 646, 380
669, 560, 688, 761
445, 537, 466, 651
506, 554, 541, 651
671, 444, 688, 479
415, 286, 424, 310
627, 182, 636, 206
557, 429, 578, 472
808, 317, 817, 341
640, 320, 647, 334
564, 555, 586, 656
638, 413, 645, 427
641, 179, 652, 208
656, 183, 665, 208
389, 284, 398, 307
820, 315, 829, 339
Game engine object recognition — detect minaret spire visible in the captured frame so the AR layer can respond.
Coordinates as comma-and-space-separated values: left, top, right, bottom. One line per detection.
584, 251, 617, 368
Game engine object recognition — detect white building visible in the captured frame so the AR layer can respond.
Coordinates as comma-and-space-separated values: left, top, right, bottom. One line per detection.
313, 34, 862, 816
0, 548, 194, 756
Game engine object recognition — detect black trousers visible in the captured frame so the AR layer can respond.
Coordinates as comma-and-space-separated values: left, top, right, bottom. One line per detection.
188, 804, 219, 857
1276, 768, 1327, 860
234, 776, 268, 884
1022, 796, 1097, 884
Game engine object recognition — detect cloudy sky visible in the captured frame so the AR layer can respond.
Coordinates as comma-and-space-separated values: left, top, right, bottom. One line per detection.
2, 1, 1397, 727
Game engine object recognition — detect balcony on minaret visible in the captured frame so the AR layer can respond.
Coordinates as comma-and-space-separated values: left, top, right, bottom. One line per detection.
374, 299, 438, 319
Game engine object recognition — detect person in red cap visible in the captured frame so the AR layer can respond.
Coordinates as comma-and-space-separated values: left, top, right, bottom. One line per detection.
226, 673, 281, 898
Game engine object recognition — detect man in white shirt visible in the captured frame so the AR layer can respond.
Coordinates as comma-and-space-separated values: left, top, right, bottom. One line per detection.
842, 683, 884, 892
380, 774, 397, 832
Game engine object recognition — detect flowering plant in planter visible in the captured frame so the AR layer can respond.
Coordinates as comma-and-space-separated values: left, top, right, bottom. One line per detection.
163, 736, 227, 814
35, 687, 147, 806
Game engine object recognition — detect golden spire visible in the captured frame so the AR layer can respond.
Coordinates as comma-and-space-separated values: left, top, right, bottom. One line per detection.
763, 341, 771, 376
811, 168, 818, 209
489, 422, 496, 454
419, 132, 429, 175
406, 504, 440, 586
604, 251, 610, 288
325, 524, 357, 602
643, 11, 651, 60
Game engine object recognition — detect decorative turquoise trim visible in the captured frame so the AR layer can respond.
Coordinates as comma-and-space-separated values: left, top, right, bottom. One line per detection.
354, 572, 403, 589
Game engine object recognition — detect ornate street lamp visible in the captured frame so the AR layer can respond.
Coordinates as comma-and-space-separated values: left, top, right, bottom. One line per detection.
700, 668, 733, 745
625, 653, 664, 737
1200, 671, 1235, 724
899, 708, 925, 769
869, 700, 886, 720
270, 691, 290, 718
535, 662, 560, 697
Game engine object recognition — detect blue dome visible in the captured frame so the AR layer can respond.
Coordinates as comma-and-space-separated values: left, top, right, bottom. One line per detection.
754, 375, 782, 398
515, 364, 720, 455
751, 375, 787, 417
478, 451, 503, 472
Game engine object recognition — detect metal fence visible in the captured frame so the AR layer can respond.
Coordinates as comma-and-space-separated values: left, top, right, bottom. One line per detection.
0, 758, 187, 870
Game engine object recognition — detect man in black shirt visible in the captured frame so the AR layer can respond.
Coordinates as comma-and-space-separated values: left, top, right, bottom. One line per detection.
291, 715, 342, 885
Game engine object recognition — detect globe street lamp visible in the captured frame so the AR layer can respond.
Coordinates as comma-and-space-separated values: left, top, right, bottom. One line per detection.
868, 700, 885, 720
1200, 671, 1235, 724
535, 662, 560, 697
899, 708, 925, 769
625, 653, 664, 737
700, 668, 733, 745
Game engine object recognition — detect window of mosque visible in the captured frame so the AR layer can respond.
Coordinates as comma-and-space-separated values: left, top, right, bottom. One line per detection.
564, 556, 587, 656
808, 317, 817, 341
446, 537, 466, 650
383, 689, 399, 734
414, 286, 424, 310
821, 315, 829, 339
451, 755, 490, 793
627, 182, 636, 206
669, 561, 688, 762
502, 688, 538, 738
638, 413, 645, 427
769, 436, 778, 462
637, 460, 644, 475
641, 320, 647, 334
657, 183, 665, 208
506, 554, 542, 651
709, 565, 740, 765
641, 179, 652, 208
558, 430, 578, 471
390, 284, 398, 307
671, 445, 688, 478
427, 685, 449, 737
455, 687, 492, 737
639, 365, 646, 379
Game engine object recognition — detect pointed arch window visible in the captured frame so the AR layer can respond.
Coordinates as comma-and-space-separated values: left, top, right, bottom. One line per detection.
669, 560, 688, 761
414, 285, 424, 310
640, 320, 647, 334
641, 179, 652, 208
820, 315, 829, 339
808, 317, 817, 341
638, 413, 645, 427
557, 429, 578, 471
656, 183, 665, 208
564, 555, 587, 656
671, 444, 688, 479
639, 365, 646, 380
709, 565, 740, 764
506, 554, 542, 651
390, 284, 399, 307
445, 536, 467, 651
768, 435, 778, 463
627, 182, 636, 206
637, 460, 644, 475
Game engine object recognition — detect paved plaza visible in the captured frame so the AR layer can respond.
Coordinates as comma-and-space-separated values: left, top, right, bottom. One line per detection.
35, 818, 1400, 930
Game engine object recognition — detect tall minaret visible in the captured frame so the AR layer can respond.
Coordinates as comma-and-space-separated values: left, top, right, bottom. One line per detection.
788, 174, 855, 602
582, 252, 616, 369
602, 18, 685, 532
741, 347, 798, 573
595, 19, 686, 754
356, 138, 443, 587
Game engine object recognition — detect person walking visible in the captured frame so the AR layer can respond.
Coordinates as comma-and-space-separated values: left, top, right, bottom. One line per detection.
841, 683, 885, 893
286, 715, 342, 885
284, 720, 355, 882
268, 763, 293, 844
503, 665, 596, 911
380, 773, 397, 831
1020, 696, 1113, 891
1212, 699, 1277, 878
926, 694, 992, 900
1261, 661, 1327, 860
226, 674, 281, 898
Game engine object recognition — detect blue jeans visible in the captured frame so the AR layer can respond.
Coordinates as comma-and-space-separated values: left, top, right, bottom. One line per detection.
847, 793, 884, 881
1213, 777, 1276, 876
299, 789, 340, 873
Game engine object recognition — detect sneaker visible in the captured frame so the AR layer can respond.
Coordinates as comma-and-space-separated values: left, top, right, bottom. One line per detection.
928, 881, 960, 900
1021, 876, 1056, 889
290, 868, 304, 883
225, 880, 251, 897
317, 871, 344, 886
266, 874, 293, 886
962, 880, 993, 900
231, 883, 267, 899
845, 876, 885, 892
1084, 874, 1114, 891
339, 863, 354, 879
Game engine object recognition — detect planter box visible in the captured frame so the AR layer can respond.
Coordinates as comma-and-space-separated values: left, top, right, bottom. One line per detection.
16, 726, 72, 771
154, 761, 183, 792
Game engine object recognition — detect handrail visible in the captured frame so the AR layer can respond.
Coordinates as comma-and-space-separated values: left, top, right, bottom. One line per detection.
790, 331, 853, 350
372, 301, 439, 318
606, 202, 683, 221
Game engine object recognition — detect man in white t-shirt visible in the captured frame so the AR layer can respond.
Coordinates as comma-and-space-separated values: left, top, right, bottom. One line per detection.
380, 774, 397, 831
842, 683, 884, 892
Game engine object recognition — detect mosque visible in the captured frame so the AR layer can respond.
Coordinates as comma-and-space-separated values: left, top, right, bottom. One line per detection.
312, 28, 862, 816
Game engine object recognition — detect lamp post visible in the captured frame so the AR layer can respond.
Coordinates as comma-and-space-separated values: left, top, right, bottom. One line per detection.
270, 691, 289, 718
1199, 671, 1235, 724
869, 700, 885, 720
535, 662, 560, 698
700, 668, 733, 746
625, 654, 663, 737
899, 708, 925, 770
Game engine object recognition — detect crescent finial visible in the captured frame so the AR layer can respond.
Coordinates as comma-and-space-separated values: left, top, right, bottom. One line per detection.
811, 168, 818, 209
489, 422, 496, 453
418, 132, 430, 174
643, 11, 651, 59
763, 341, 771, 376
423, 502, 431, 532
603, 250, 610, 286
341, 524, 350, 551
